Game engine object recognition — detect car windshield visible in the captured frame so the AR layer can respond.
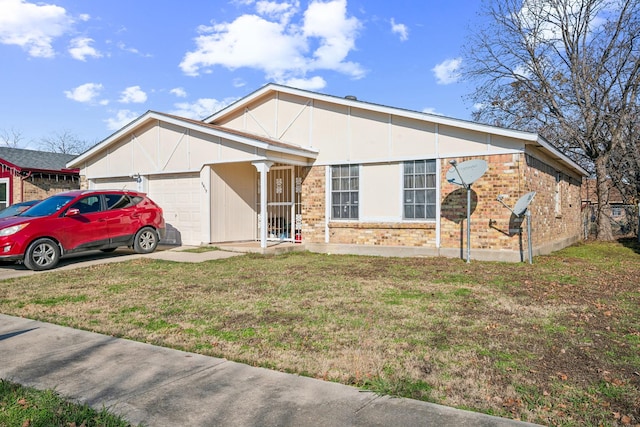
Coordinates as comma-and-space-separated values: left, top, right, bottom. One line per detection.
19, 195, 75, 217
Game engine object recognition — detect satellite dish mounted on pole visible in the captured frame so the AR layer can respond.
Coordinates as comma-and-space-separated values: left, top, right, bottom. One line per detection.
446, 159, 488, 263
497, 192, 536, 264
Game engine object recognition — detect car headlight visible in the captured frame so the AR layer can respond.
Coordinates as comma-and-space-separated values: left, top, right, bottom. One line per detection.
0, 223, 29, 237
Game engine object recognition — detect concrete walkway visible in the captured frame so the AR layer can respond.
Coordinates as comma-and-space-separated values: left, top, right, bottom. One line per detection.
0, 315, 540, 427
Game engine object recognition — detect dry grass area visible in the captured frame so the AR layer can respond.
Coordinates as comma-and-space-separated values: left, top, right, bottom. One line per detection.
1, 239, 639, 426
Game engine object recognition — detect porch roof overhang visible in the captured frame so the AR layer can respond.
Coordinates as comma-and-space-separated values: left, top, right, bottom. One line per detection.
67, 110, 318, 169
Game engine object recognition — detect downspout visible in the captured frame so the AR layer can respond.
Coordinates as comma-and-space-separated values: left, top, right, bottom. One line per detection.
20, 171, 32, 203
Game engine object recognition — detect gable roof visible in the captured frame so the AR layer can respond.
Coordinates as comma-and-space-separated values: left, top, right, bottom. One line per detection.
0, 146, 78, 173
68, 110, 318, 168
206, 83, 589, 177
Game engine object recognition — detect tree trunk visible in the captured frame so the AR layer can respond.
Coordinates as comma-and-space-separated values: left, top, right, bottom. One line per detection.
594, 157, 614, 241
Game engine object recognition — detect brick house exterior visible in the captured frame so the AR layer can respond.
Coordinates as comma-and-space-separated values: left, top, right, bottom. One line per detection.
69, 84, 587, 261
0, 147, 80, 209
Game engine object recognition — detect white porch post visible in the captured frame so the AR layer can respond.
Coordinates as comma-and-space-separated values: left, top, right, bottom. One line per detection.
252, 161, 274, 248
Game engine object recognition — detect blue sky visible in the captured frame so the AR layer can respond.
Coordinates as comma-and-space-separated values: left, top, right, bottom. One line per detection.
0, 0, 483, 148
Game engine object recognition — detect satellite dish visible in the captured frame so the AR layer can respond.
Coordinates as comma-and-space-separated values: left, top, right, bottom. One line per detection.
446, 159, 488, 186
513, 191, 536, 216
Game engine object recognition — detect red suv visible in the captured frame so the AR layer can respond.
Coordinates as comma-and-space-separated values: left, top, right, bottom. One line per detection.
0, 189, 165, 271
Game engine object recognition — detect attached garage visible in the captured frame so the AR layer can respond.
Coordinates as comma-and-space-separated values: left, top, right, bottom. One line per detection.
69, 109, 316, 249
147, 173, 201, 245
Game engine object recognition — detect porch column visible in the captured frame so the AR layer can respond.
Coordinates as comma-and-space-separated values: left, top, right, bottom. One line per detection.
252, 161, 274, 248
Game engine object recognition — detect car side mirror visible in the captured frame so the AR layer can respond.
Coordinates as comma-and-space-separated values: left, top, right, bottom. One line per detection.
66, 208, 80, 216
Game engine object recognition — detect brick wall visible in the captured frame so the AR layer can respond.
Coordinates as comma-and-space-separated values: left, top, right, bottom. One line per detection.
300, 153, 583, 257
300, 166, 326, 242
12, 174, 79, 204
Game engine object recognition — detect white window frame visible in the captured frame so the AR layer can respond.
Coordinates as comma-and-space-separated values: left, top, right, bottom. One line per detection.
0, 178, 9, 210
330, 164, 359, 220
403, 159, 437, 220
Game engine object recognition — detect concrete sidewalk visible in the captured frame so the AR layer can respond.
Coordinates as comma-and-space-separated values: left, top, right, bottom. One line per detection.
0, 315, 540, 427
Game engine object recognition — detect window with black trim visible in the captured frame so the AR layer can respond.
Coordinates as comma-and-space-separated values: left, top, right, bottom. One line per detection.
404, 160, 436, 220
105, 194, 140, 210
71, 195, 101, 214
331, 165, 359, 219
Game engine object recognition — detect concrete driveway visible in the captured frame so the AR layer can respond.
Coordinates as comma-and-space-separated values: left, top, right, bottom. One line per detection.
0, 246, 175, 280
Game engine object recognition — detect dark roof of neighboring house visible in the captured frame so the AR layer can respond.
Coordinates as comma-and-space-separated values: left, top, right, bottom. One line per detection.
0, 146, 78, 172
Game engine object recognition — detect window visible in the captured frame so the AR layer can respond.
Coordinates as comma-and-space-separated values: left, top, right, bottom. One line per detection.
404, 160, 436, 220
555, 172, 562, 216
331, 165, 359, 219
71, 196, 101, 214
105, 194, 140, 210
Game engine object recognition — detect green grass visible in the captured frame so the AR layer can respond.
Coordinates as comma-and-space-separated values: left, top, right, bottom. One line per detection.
0, 239, 639, 426
0, 379, 136, 427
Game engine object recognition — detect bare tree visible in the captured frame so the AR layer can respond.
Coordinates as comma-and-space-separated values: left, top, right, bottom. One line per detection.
608, 106, 640, 203
464, 0, 640, 240
0, 127, 25, 148
39, 130, 90, 155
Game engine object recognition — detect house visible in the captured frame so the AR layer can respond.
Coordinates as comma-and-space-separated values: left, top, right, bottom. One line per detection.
582, 178, 638, 237
0, 146, 80, 210
67, 84, 588, 261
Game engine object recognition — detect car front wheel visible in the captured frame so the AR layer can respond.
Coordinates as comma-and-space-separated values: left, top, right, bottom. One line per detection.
24, 238, 61, 271
133, 227, 159, 254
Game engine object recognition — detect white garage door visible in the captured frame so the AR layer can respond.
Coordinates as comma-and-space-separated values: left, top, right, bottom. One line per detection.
92, 177, 137, 191
147, 173, 201, 246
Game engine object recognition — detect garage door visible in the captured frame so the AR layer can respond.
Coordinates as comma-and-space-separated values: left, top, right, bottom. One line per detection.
147, 173, 201, 246
92, 177, 137, 191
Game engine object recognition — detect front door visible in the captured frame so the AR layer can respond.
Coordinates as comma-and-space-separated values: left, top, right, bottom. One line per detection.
266, 166, 294, 241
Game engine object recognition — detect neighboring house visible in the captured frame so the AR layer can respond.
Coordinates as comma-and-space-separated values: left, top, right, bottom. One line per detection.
582, 178, 638, 236
0, 147, 80, 209
67, 84, 588, 261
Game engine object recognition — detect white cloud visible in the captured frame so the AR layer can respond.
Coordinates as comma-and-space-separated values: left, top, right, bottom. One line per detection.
105, 109, 139, 130
302, 0, 363, 76
170, 97, 238, 120
232, 78, 246, 88
119, 86, 147, 104
432, 57, 462, 85
179, 0, 364, 82
170, 87, 188, 98
390, 18, 408, 41
255, 0, 299, 23
68, 37, 101, 61
282, 75, 326, 90
64, 82, 103, 103
0, 0, 74, 57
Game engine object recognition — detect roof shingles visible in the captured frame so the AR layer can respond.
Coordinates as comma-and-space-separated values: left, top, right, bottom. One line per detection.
0, 147, 77, 172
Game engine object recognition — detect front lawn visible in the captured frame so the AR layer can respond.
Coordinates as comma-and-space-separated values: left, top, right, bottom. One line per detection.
1, 239, 638, 426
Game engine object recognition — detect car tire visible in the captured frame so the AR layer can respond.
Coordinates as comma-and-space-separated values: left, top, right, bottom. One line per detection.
24, 238, 61, 271
133, 227, 159, 254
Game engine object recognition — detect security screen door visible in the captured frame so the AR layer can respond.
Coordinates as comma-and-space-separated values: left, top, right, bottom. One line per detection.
257, 166, 302, 242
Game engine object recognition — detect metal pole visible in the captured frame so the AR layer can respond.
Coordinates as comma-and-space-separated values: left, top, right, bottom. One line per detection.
526, 210, 533, 264
466, 185, 471, 263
